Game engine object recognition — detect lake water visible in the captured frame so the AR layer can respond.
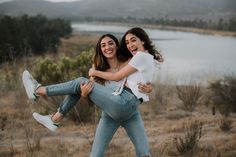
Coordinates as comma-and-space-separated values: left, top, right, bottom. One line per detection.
72, 23, 236, 85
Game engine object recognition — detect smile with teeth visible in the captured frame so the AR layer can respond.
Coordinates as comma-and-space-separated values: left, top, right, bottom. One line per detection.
106, 50, 113, 54
105, 49, 114, 54
131, 48, 137, 52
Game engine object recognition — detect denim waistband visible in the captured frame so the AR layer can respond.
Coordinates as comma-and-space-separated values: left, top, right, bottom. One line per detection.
123, 87, 143, 103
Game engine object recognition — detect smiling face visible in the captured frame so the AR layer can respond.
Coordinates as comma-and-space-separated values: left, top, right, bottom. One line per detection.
100, 36, 117, 59
125, 33, 145, 55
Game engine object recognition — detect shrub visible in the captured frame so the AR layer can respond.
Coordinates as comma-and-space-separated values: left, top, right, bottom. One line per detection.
173, 120, 203, 157
176, 81, 202, 111
219, 117, 233, 132
209, 75, 236, 116
33, 48, 96, 122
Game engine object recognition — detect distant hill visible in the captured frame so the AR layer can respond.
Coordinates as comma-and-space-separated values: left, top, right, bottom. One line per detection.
0, 0, 235, 21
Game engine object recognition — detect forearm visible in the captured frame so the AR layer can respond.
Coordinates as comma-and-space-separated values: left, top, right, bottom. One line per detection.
94, 70, 121, 81
89, 64, 136, 81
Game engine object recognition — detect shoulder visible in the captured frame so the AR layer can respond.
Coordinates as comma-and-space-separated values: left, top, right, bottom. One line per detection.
119, 59, 130, 68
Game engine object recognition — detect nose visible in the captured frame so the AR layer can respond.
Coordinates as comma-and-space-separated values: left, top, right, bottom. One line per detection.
105, 44, 111, 50
126, 42, 132, 49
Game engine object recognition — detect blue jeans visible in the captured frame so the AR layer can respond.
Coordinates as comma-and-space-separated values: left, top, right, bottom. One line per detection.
90, 111, 150, 157
46, 77, 150, 156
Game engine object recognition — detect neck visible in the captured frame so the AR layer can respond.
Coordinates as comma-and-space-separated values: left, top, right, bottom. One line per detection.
107, 58, 119, 69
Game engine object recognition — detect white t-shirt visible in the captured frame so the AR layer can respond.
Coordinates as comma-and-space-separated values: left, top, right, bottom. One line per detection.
127, 51, 159, 102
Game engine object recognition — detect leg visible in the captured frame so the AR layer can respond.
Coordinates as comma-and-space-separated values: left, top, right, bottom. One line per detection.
24, 73, 139, 121
122, 111, 150, 157
52, 94, 80, 122
90, 112, 119, 157
46, 77, 140, 120
32, 94, 80, 132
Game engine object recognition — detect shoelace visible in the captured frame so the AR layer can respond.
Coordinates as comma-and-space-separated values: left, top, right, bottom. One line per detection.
29, 74, 41, 97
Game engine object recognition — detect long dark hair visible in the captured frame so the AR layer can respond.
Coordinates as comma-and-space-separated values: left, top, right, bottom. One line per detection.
120, 27, 163, 62
93, 34, 130, 84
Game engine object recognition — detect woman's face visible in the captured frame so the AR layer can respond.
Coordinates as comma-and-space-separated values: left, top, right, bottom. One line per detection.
125, 33, 145, 55
100, 36, 117, 59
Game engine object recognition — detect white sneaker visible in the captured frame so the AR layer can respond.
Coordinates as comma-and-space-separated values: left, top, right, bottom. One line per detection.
22, 70, 41, 100
32, 112, 59, 132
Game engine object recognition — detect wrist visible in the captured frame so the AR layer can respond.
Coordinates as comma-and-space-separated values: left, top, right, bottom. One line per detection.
94, 70, 99, 76
81, 94, 88, 98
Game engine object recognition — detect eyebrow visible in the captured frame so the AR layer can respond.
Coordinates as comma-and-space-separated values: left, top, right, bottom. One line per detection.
126, 36, 136, 42
101, 40, 113, 45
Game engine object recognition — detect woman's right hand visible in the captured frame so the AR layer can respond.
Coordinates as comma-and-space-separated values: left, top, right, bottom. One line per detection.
138, 82, 153, 93
89, 64, 96, 77
80, 81, 94, 98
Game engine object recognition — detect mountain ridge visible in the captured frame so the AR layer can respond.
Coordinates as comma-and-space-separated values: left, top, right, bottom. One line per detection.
0, 0, 235, 21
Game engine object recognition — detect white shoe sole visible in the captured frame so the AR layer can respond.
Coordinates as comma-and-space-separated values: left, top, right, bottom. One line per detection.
32, 112, 58, 132
22, 70, 36, 100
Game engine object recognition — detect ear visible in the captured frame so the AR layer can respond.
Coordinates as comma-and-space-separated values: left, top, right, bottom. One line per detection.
141, 41, 145, 45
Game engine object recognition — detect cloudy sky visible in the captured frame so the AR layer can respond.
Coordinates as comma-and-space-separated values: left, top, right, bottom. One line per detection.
45, 0, 81, 2
0, 0, 81, 3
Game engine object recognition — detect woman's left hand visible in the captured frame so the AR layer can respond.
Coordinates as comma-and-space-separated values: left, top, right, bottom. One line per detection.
138, 82, 153, 93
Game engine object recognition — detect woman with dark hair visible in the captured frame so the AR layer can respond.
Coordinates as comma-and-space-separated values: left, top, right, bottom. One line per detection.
23, 28, 162, 156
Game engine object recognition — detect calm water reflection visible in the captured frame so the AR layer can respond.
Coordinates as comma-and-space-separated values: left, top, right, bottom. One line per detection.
72, 23, 236, 85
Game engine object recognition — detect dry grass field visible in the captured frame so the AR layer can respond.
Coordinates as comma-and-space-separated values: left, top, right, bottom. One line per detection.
0, 33, 236, 157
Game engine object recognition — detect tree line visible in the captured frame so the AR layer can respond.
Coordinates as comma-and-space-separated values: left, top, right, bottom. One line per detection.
74, 16, 236, 32
0, 14, 72, 64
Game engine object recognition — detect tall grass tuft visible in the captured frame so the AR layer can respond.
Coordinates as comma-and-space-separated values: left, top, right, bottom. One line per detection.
219, 117, 233, 132
173, 120, 203, 157
209, 75, 236, 116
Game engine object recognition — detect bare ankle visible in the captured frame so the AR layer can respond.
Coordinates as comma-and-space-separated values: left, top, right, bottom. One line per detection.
35, 86, 46, 96
51, 112, 63, 123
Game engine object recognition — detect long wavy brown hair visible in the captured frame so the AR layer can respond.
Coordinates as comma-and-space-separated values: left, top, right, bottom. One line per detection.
93, 34, 130, 84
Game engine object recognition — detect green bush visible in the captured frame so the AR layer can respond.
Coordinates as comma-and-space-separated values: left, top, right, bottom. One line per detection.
33, 48, 96, 122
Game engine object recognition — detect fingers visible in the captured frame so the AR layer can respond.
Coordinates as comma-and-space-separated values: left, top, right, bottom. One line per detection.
138, 82, 153, 93
92, 64, 95, 69
80, 81, 94, 98
82, 81, 93, 87
89, 64, 96, 78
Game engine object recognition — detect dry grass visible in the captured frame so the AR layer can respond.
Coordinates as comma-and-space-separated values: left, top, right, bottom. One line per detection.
1, 33, 236, 157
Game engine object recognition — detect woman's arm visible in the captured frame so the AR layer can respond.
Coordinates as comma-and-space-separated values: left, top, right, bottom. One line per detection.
89, 64, 137, 81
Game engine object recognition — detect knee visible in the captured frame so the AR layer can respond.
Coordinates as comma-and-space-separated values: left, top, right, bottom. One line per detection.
75, 77, 89, 86
76, 77, 88, 82
73, 77, 88, 92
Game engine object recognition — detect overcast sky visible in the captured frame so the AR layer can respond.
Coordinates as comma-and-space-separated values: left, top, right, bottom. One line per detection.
45, 0, 81, 2
0, 0, 81, 3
